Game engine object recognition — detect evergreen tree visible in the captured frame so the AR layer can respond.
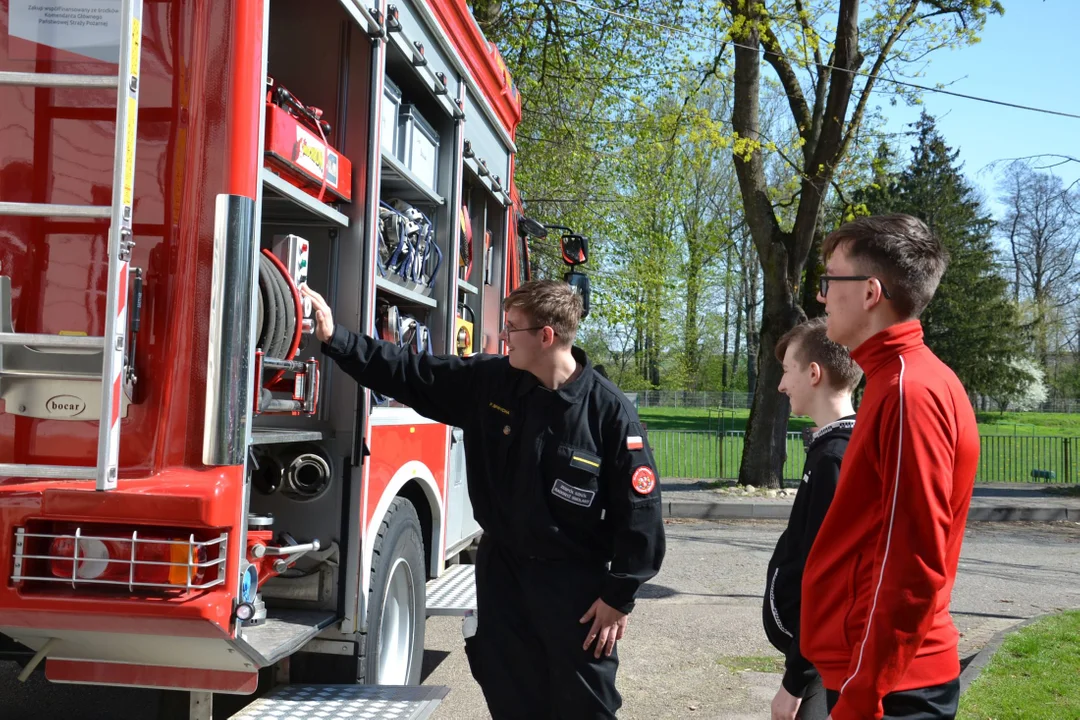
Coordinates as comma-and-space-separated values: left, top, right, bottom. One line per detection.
859, 113, 1029, 401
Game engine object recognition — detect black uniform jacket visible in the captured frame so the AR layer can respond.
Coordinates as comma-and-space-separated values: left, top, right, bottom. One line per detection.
762, 415, 855, 697
323, 326, 666, 614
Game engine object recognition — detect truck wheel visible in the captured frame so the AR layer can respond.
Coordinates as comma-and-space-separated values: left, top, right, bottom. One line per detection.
362, 496, 426, 685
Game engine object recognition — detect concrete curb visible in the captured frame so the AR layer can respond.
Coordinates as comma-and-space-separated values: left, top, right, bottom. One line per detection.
968, 506, 1077, 522
664, 501, 1079, 522
958, 614, 1044, 694
665, 501, 792, 520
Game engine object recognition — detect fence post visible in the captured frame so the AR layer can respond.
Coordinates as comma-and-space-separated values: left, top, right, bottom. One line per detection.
1065, 438, 1071, 484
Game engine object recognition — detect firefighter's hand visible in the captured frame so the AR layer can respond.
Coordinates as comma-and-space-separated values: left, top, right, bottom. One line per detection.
772, 686, 801, 720
580, 598, 627, 659
299, 284, 334, 343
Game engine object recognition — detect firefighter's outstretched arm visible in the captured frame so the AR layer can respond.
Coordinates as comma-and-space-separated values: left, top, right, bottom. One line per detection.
302, 284, 484, 428
581, 413, 666, 658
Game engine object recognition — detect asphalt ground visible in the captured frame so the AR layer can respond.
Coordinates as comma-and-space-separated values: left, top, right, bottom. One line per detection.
420, 518, 1080, 719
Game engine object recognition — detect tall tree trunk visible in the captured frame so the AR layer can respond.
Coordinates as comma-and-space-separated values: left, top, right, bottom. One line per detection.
635, 290, 645, 381
646, 284, 661, 387
742, 239, 801, 486
744, 252, 762, 396
726, 0, 862, 488
801, 228, 826, 318
721, 246, 732, 389
684, 239, 703, 389
732, 266, 744, 385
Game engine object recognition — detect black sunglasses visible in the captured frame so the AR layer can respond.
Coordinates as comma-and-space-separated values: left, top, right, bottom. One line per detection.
819, 275, 892, 300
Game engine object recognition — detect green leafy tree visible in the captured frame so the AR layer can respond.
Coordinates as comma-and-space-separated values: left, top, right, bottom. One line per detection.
722, 0, 1004, 488
858, 113, 1028, 400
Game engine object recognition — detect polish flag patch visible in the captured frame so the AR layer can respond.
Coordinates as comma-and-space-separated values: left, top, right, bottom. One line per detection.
626, 435, 644, 451
631, 466, 656, 495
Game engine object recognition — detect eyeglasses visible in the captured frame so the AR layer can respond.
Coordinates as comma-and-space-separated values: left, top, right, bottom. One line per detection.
500, 322, 548, 337
819, 275, 892, 300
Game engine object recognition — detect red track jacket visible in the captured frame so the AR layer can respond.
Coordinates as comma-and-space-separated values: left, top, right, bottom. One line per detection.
801, 320, 979, 720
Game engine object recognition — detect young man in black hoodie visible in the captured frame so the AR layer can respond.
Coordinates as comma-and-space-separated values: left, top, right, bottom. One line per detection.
763, 317, 861, 720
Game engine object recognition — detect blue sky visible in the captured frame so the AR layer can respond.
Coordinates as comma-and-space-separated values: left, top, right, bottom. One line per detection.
878, 0, 1079, 218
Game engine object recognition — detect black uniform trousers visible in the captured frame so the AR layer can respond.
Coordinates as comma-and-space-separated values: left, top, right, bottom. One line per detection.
464, 535, 621, 720
826, 678, 960, 720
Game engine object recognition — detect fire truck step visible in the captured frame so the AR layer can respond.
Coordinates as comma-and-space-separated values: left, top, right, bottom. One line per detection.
424, 563, 476, 616
232, 609, 338, 667
228, 684, 448, 720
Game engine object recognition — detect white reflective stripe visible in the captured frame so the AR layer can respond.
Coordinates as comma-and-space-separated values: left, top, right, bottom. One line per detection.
769, 567, 792, 638
841, 355, 905, 695
811, 418, 855, 444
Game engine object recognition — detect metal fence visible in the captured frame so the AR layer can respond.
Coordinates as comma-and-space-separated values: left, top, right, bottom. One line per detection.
977, 435, 1080, 483
634, 391, 755, 410
632, 390, 1080, 415
649, 430, 1080, 484
648, 430, 806, 483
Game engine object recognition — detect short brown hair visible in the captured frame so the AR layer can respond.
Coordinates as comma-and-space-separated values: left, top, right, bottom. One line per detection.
775, 317, 862, 392
822, 214, 949, 318
503, 279, 583, 346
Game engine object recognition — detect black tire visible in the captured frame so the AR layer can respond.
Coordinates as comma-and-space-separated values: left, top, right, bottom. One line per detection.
360, 496, 426, 685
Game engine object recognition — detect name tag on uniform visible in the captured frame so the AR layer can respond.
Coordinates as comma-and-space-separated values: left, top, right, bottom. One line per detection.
551, 478, 595, 508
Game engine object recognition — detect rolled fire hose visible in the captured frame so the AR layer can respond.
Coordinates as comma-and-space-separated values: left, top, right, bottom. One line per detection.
256, 251, 303, 364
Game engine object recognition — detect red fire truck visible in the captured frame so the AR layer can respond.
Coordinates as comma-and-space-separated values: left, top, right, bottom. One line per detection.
0, 0, 584, 716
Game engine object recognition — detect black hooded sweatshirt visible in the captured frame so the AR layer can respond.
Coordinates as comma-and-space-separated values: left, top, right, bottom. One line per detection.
762, 415, 855, 697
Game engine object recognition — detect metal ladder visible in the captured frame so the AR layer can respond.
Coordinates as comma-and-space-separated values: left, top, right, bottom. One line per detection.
0, 0, 144, 491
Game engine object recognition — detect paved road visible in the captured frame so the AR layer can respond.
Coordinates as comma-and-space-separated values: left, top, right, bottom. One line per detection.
420, 519, 1080, 720
2, 520, 1078, 719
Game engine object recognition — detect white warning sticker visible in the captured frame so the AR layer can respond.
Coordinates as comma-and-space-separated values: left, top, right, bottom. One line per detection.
10, 0, 123, 63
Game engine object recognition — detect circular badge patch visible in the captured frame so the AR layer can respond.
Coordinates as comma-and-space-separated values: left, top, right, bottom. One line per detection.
631, 466, 656, 495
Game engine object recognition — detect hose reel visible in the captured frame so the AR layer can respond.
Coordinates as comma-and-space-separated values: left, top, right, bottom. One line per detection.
257, 251, 300, 361
254, 248, 318, 416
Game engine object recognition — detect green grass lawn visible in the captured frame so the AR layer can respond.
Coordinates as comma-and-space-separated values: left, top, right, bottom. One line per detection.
716, 654, 786, 674
974, 411, 1080, 436
637, 407, 802, 433
958, 610, 1080, 720
639, 407, 1080, 483
639, 407, 1080, 436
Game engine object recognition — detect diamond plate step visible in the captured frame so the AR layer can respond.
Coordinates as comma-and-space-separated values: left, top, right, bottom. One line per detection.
229, 684, 448, 720
424, 563, 476, 616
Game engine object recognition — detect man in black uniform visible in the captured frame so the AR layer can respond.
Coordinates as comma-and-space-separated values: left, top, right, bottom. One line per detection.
763, 317, 860, 720
301, 280, 665, 719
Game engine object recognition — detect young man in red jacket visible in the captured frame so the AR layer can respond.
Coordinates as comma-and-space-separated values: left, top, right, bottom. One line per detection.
801, 214, 980, 720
